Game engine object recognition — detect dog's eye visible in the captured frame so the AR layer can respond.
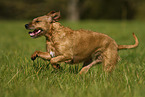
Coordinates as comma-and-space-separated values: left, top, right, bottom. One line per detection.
36, 21, 40, 23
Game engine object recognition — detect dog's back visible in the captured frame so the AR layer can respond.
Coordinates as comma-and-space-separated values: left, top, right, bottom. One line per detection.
72, 29, 117, 63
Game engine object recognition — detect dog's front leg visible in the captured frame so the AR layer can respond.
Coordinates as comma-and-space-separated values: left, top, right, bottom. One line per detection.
50, 56, 71, 69
31, 51, 51, 61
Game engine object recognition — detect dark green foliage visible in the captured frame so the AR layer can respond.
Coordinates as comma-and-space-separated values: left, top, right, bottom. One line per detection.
0, 0, 144, 20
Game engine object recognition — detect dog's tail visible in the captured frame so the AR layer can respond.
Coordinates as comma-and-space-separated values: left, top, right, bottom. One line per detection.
118, 33, 139, 50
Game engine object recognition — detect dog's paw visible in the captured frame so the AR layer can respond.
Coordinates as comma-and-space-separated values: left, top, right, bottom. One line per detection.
31, 51, 39, 61
31, 55, 37, 61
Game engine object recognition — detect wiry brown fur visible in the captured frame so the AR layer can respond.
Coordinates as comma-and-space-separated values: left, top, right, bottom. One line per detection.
25, 11, 139, 74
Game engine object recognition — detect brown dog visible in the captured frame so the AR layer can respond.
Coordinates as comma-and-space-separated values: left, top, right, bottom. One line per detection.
25, 11, 139, 74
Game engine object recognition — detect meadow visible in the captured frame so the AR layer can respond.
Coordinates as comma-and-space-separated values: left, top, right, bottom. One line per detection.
0, 20, 145, 97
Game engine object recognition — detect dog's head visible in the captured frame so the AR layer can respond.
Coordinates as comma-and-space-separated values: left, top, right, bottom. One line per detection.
25, 11, 60, 38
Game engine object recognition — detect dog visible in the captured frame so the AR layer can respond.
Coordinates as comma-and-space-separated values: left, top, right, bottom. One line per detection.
25, 11, 139, 74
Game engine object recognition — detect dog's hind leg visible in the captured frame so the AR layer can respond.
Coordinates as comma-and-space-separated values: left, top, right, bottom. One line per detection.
102, 46, 118, 72
79, 57, 102, 75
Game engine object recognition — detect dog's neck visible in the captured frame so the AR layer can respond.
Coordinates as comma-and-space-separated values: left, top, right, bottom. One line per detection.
52, 22, 62, 30
45, 22, 64, 53
45, 22, 63, 41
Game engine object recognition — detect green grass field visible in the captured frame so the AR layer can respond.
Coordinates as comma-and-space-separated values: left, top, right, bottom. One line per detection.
0, 20, 145, 97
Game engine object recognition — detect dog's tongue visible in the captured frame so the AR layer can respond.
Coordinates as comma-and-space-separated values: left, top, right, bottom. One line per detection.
28, 29, 41, 37
29, 32, 35, 36
35, 29, 41, 34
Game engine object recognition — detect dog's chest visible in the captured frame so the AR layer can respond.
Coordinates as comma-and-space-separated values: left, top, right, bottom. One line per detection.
46, 29, 73, 57
50, 51, 55, 58
51, 33, 73, 54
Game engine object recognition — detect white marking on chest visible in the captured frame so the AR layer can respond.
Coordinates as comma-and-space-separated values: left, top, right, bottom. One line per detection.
50, 51, 55, 58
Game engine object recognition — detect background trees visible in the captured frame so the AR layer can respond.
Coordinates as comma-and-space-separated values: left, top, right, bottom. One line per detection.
0, 0, 144, 20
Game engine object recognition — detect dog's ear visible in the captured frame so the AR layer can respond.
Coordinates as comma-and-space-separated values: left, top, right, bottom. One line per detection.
47, 11, 56, 16
51, 11, 61, 22
47, 11, 61, 23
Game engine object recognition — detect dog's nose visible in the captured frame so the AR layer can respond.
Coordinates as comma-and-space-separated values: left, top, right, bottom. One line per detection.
25, 24, 29, 29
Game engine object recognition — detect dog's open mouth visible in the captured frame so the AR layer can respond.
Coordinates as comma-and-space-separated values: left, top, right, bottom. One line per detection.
28, 29, 43, 38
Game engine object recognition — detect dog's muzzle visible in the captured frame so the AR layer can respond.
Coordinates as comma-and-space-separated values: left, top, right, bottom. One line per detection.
25, 24, 43, 38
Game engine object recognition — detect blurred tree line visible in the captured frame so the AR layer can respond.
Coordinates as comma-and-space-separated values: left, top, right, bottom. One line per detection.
0, 0, 145, 20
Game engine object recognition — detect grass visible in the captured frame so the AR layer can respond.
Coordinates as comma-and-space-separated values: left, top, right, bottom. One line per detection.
0, 20, 145, 97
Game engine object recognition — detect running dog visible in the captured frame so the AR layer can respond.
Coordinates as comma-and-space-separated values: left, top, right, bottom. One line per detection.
25, 11, 139, 74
